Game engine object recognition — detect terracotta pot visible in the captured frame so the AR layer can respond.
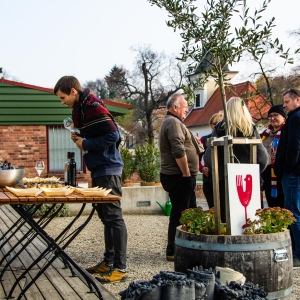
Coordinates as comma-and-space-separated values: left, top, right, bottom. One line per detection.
140, 182, 156, 186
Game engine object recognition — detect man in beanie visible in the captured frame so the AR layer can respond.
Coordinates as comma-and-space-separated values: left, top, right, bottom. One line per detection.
261, 104, 287, 208
274, 88, 300, 269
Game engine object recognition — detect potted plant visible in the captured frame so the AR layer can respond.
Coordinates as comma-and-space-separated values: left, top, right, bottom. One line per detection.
134, 144, 160, 185
120, 147, 135, 187
176, 206, 296, 297
179, 206, 295, 236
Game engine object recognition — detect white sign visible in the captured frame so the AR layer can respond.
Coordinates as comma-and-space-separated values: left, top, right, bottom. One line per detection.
227, 163, 261, 235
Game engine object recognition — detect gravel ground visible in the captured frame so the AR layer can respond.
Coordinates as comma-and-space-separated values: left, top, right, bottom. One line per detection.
46, 211, 300, 300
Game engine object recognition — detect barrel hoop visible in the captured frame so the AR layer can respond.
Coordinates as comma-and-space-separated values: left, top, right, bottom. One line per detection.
175, 236, 291, 252
266, 285, 293, 299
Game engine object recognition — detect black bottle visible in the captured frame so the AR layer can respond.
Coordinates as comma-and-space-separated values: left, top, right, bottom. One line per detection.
68, 152, 76, 187
2, 160, 8, 169
64, 152, 71, 186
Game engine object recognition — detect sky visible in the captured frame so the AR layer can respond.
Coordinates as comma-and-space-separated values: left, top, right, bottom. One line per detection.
1, 0, 299, 89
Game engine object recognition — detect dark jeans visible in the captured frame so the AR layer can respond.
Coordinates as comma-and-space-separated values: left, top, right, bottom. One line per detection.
261, 165, 284, 208
160, 173, 197, 255
203, 179, 214, 208
282, 173, 300, 260
92, 175, 127, 269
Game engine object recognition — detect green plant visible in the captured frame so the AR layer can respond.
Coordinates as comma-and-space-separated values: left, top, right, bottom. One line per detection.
120, 147, 135, 182
23, 204, 71, 218
134, 144, 160, 182
243, 207, 296, 235
179, 207, 224, 235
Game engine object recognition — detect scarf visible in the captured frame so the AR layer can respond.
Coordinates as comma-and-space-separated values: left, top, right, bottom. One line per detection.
72, 88, 121, 146
261, 124, 284, 197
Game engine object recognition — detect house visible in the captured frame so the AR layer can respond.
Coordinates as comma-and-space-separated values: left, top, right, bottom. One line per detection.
184, 80, 271, 138
0, 79, 131, 185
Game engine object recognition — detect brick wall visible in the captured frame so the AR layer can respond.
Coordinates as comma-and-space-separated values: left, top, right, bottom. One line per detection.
0, 125, 47, 177
0, 125, 91, 185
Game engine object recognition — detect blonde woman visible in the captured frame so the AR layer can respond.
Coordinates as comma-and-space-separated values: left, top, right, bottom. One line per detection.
203, 97, 268, 222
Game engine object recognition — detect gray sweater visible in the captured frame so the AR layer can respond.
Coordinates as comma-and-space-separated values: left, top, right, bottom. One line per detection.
159, 114, 199, 176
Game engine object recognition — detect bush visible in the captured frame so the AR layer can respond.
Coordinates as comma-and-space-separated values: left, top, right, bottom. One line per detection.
22, 204, 71, 218
120, 147, 135, 182
135, 144, 160, 182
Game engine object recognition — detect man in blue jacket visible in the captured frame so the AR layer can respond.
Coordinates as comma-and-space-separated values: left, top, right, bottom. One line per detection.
54, 76, 128, 283
274, 88, 300, 269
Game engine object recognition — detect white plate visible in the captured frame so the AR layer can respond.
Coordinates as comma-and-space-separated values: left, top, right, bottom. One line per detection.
41, 187, 74, 196
74, 187, 112, 196
5, 186, 43, 197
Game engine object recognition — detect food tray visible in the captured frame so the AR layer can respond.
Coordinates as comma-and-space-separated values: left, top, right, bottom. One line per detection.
74, 187, 112, 196
23, 176, 60, 183
41, 187, 74, 196
5, 186, 43, 197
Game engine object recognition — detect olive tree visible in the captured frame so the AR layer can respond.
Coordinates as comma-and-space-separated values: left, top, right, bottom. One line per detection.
148, 0, 293, 134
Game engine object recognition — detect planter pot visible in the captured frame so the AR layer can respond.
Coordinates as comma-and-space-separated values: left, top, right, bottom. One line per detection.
140, 182, 156, 186
122, 182, 134, 187
175, 227, 293, 300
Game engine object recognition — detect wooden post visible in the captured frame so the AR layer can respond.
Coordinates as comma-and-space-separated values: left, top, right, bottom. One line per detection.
211, 137, 221, 235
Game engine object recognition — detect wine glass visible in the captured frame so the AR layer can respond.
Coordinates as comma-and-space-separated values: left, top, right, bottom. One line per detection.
35, 161, 45, 181
63, 117, 79, 133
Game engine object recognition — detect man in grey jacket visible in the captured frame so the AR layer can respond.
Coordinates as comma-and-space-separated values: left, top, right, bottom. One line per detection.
159, 93, 203, 261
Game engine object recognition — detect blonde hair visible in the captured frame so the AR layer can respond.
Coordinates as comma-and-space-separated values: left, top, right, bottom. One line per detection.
226, 97, 254, 137
209, 111, 223, 128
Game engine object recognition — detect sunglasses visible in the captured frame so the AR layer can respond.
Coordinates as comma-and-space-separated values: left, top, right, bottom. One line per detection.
268, 113, 279, 119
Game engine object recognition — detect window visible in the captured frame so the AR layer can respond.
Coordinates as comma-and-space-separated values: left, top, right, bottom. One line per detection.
195, 94, 201, 107
47, 126, 82, 172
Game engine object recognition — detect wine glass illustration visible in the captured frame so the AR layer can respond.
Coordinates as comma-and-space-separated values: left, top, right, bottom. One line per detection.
236, 174, 253, 223
35, 161, 45, 181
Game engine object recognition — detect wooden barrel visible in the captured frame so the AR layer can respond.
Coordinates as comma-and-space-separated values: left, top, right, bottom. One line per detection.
175, 227, 293, 299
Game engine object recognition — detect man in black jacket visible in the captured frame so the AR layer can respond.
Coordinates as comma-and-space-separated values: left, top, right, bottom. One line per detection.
274, 88, 300, 269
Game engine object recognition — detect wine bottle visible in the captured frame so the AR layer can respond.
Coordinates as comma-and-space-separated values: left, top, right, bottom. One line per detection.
2, 160, 8, 169
68, 152, 76, 187
64, 152, 71, 186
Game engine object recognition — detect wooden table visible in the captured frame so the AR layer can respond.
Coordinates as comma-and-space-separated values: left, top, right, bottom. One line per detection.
0, 187, 121, 204
0, 187, 121, 300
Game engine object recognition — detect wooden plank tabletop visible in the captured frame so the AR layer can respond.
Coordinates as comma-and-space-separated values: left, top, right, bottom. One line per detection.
0, 188, 121, 204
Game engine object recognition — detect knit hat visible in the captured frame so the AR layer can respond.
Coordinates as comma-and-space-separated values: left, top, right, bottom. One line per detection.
268, 104, 287, 119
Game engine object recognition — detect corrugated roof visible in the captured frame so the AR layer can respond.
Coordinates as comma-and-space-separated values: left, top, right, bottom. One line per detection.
0, 78, 131, 110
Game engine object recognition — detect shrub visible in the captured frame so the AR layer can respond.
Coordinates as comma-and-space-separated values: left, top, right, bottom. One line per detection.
135, 144, 160, 182
23, 204, 71, 218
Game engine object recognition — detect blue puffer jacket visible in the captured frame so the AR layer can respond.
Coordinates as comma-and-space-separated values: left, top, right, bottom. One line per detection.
274, 106, 300, 177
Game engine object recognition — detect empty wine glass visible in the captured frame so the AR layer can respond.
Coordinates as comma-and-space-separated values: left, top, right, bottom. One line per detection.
35, 161, 45, 181
63, 117, 87, 155
63, 117, 79, 133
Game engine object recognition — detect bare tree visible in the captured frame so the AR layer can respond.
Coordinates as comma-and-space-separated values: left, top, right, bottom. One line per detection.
105, 45, 187, 144
84, 78, 108, 100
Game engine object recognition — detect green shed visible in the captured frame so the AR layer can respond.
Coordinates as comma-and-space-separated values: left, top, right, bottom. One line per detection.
0, 79, 131, 181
